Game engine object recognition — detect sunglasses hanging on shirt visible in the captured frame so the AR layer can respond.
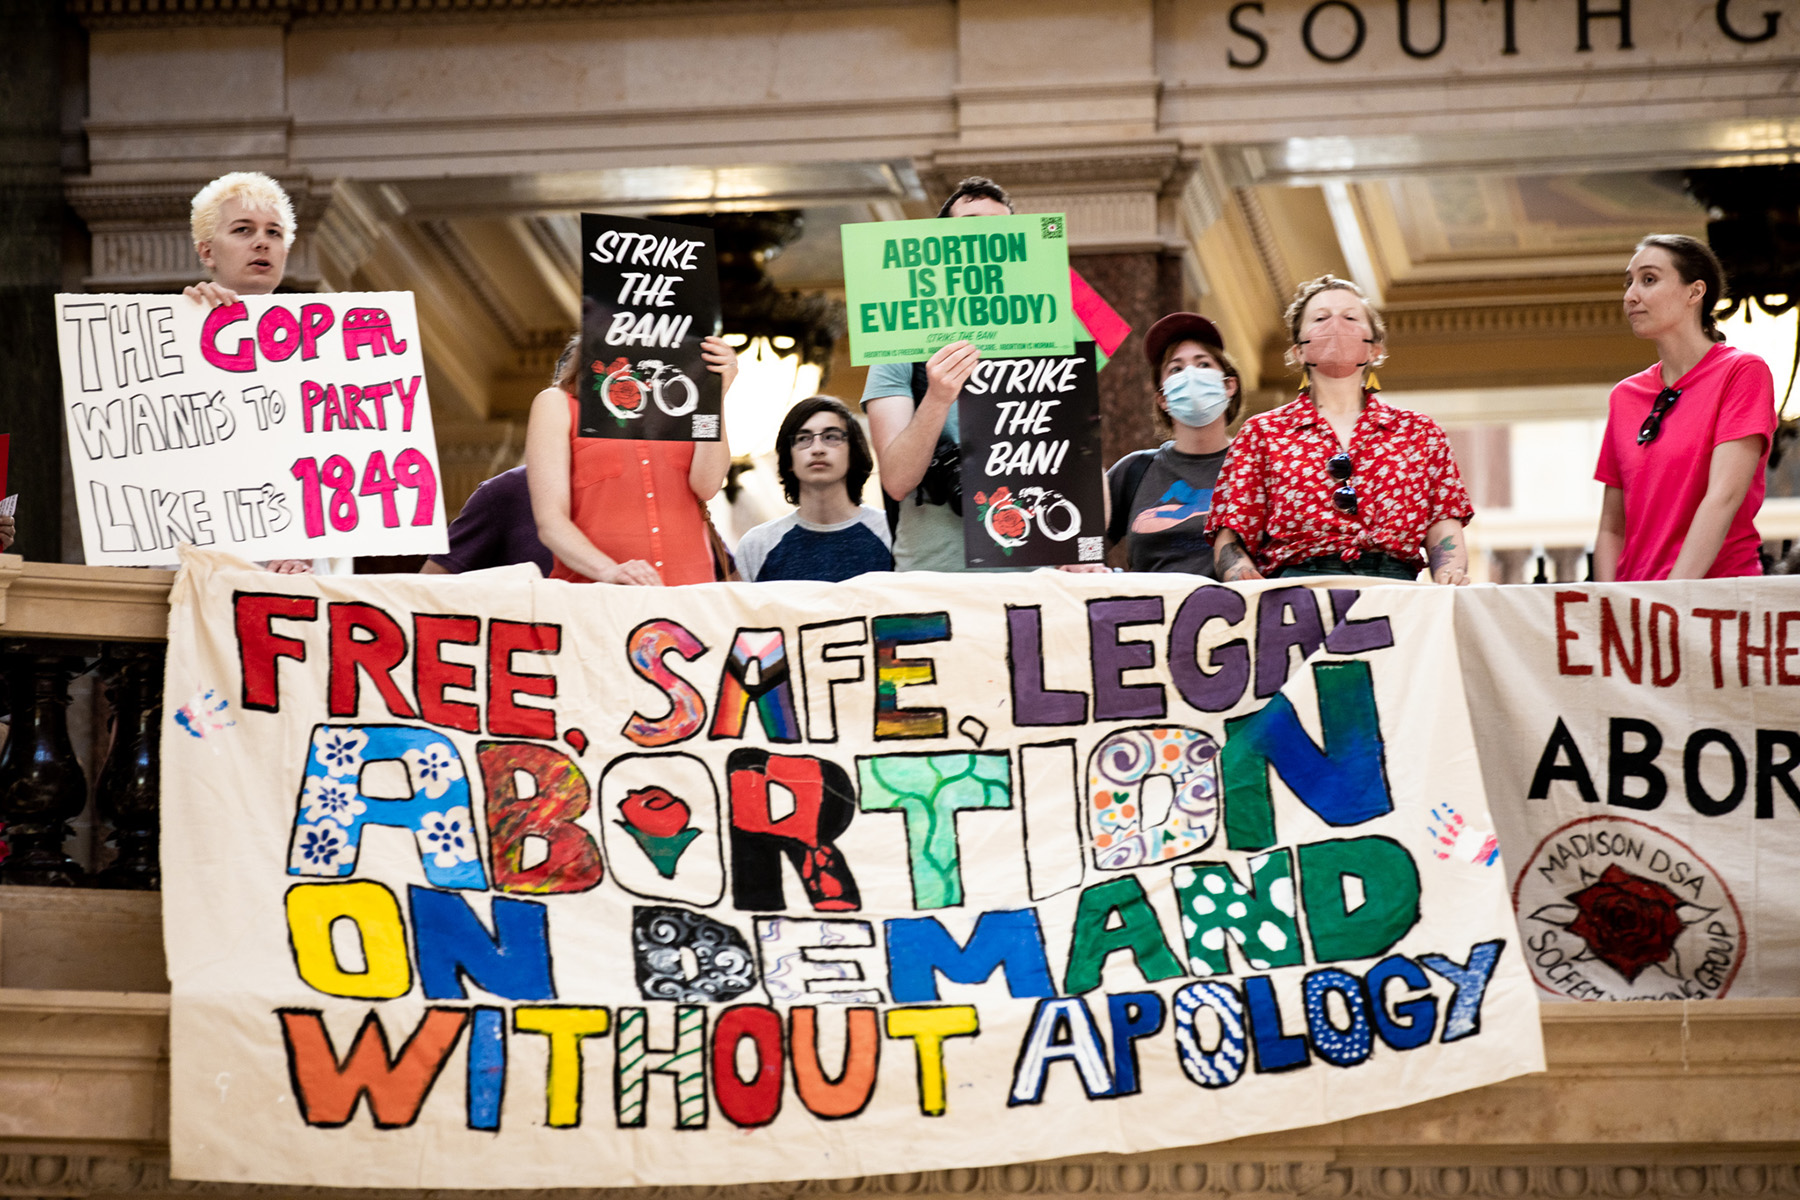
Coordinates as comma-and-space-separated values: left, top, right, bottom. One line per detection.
1328, 451, 1358, 514
1637, 386, 1681, 445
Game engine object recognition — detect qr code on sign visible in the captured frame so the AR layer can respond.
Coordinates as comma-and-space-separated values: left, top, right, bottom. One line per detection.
1078, 536, 1104, 562
691, 414, 720, 439
1040, 216, 1065, 240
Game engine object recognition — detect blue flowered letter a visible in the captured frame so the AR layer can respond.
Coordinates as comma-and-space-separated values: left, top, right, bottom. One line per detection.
288, 723, 490, 890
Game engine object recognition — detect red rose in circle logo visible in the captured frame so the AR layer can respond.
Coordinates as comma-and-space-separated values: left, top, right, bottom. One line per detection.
1566, 864, 1686, 982
620, 787, 690, 838
598, 357, 642, 411
990, 506, 1027, 540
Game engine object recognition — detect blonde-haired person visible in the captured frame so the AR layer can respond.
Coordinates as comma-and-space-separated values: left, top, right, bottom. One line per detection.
183, 172, 323, 574
184, 171, 295, 308
525, 334, 737, 586
1206, 275, 1473, 584
1593, 234, 1775, 580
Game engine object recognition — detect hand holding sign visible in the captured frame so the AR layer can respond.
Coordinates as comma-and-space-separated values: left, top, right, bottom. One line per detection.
698, 334, 740, 397
925, 339, 982, 402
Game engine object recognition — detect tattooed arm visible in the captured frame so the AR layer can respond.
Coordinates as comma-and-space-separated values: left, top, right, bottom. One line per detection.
1213, 529, 1265, 583
1425, 518, 1468, 586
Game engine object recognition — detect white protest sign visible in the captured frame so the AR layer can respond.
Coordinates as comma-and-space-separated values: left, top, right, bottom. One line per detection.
1457, 579, 1800, 1000
55, 292, 447, 566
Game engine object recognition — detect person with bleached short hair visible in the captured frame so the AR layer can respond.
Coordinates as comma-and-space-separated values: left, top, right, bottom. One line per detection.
185, 171, 295, 309
184, 172, 328, 574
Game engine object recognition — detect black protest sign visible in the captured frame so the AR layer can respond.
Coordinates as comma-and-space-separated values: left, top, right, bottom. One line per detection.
958, 342, 1104, 568
579, 213, 723, 441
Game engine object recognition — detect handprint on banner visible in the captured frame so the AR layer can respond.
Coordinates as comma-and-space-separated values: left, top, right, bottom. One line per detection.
174, 689, 235, 749
1425, 803, 1499, 866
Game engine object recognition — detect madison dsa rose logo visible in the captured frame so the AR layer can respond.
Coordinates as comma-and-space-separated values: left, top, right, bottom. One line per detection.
1514, 816, 1744, 1000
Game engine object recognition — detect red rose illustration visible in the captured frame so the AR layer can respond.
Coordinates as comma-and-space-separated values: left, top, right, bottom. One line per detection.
600, 358, 643, 411
621, 787, 690, 838
1566, 864, 1686, 982
616, 787, 701, 879
990, 505, 1027, 539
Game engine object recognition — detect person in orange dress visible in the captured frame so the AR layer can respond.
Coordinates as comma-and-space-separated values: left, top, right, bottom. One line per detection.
525, 334, 738, 585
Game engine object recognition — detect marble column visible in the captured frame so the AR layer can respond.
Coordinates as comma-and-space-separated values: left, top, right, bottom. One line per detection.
1, 5, 73, 564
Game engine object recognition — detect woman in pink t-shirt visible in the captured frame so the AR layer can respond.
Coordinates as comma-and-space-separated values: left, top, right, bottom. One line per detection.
1593, 235, 1776, 581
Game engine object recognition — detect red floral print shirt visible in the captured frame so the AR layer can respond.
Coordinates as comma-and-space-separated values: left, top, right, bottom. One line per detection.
1204, 391, 1473, 574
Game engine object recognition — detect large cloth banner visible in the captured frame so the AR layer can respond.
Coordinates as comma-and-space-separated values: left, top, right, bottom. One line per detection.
160, 549, 1543, 1189
54, 292, 447, 566
1458, 579, 1800, 1000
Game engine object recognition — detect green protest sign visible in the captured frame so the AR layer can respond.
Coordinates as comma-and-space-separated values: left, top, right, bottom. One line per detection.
841, 214, 1074, 365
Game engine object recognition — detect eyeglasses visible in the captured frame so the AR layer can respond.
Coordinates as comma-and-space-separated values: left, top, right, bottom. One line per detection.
792, 428, 848, 449
1328, 451, 1358, 514
1637, 386, 1681, 445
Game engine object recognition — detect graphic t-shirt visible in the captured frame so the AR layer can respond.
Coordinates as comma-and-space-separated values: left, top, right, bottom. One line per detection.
1595, 342, 1775, 581
1107, 443, 1229, 576
734, 507, 894, 583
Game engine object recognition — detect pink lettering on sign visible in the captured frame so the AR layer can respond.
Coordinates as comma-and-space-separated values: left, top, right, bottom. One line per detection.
343, 308, 408, 361
201, 303, 256, 372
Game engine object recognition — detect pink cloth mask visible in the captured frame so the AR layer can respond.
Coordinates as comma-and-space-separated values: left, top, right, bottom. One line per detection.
1299, 316, 1374, 379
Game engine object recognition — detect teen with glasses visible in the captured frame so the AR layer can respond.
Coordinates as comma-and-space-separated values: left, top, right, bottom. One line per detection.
1206, 275, 1473, 584
1593, 235, 1776, 581
733, 396, 892, 582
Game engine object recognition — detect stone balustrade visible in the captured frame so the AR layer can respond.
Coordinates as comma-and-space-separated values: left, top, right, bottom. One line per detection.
0, 557, 174, 888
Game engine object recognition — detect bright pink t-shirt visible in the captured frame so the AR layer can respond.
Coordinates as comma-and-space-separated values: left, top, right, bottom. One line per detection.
1595, 342, 1775, 581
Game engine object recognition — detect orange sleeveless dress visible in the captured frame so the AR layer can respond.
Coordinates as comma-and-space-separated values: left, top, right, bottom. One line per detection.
548, 393, 713, 586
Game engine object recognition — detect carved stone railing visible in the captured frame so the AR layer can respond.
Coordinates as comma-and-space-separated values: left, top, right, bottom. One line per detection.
0, 557, 174, 888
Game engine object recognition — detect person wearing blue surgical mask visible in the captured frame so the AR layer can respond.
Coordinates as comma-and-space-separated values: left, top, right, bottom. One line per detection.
1104, 313, 1243, 575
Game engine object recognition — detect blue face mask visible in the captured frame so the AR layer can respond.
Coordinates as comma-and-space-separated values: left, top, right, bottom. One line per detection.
1161, 366, 1231, 429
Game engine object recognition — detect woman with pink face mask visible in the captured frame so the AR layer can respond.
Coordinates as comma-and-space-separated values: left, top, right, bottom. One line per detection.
1206, 275, 1473, 583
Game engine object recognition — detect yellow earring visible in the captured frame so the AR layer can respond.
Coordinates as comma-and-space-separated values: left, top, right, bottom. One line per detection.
1365, 370, 1382, 392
